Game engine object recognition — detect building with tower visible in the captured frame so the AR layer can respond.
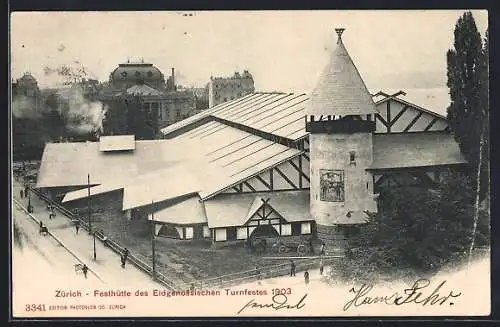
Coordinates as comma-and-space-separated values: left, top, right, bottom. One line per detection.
36, 28, 466, 249
98, 60, 197, 129
12, 72, 43, 116
208, 71, 255, 108
306, 28, 379, 248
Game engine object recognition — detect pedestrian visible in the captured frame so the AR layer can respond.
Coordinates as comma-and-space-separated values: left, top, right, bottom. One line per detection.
319, 260, 324, 276
75, 220, 80, 235
304, 270, 310, 285
82, 264, 88, 279
320, 242, 325, 256
290, 260, 296, 277
19, 189, 23, 198
123, 248, 129, 260
24, 186, 29, 197
255, 266, 261, 281
121, 255, 126, 269
39, 221, 43, 235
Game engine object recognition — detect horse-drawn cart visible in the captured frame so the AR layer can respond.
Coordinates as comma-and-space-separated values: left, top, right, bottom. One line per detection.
247, 236, 313, 256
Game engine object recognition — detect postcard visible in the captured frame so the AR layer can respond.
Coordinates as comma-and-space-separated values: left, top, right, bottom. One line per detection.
10, 10, 490, 318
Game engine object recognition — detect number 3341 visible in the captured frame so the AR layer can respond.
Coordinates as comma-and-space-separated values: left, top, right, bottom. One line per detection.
25, 304, 46, 311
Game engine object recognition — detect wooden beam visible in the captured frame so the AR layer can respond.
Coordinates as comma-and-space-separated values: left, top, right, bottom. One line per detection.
274, 166, 298, 189
424, 117, 439, 131
403, 112, 423, 132
289, 158, 310, 184
386, 101, 391, 133
255, 174, 272, 190
375, 114, 390, 130
298, 155, 303, 188
389, 105, 409, 127
243, 181, 256, 192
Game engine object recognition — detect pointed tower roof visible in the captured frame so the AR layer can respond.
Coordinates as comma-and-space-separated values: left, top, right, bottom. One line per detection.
307, 28, 377, 116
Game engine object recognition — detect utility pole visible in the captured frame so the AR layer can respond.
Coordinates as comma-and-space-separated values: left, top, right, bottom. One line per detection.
151, 200, 156, 280
88, 174, 96, 260
88, 174, 92, 234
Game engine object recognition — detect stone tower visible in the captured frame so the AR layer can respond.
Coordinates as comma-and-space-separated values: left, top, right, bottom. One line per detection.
306, 28, 378, 252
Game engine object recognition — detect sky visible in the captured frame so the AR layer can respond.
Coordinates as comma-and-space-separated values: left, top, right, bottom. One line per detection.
10, 10, 488, 113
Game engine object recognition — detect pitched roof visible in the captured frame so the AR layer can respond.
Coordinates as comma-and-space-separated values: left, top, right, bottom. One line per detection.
99, 135, 135, 152
125, 84, 164, 96
204, 191, 313, 228
371, 132, 467, 170
148, 195, 207, 225
306, 30, 377, 116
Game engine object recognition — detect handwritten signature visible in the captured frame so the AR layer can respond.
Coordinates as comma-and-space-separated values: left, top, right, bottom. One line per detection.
343, 279, 462, 311
237, 294, 307, 315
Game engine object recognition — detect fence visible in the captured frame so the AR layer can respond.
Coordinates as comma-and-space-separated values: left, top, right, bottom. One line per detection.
27, 186, 182, 291
194, 255, 341, 290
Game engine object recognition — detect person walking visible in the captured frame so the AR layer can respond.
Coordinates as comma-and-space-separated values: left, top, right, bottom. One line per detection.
24, 185, 29, 197
39, 221, 43, 235
304, 270, 310, 285
319, 260, 324, 276
82, 264, 88, 279
19, 189, 23, 199
122, 248, 129, 268
320, 242, 325, 256
290, 260, 296, 277
75, 220, 80, 235
121, 255, 126, 269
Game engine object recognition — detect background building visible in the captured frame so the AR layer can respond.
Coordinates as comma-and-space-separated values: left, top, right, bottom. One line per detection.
208, 71, 255, 108
12, 72, 43, 116
99, 60, 197, 128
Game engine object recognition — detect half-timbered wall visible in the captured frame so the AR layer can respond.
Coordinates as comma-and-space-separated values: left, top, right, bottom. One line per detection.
211, 200, 313, 242
220, 153, 310, 194
373, 99, 449, 134
373, 169, 445, 191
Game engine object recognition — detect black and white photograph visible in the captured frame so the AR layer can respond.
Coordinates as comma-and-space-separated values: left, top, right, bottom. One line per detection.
10, 10, 490, 317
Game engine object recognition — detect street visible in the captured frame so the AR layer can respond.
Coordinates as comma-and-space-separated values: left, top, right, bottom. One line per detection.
12, 179, 164, 289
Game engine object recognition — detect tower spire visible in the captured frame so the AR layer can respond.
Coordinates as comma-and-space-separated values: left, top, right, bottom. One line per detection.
335, 27, 345, 44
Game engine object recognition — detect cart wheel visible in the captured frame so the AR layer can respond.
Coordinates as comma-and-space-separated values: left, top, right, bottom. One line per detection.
279, 245, 287, 253
297, 244, 307, 255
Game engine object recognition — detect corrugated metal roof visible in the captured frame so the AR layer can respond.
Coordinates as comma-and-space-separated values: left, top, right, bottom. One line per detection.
99, 135, 135, 152
307, 33, 377, 116
371, 132, 467, 170
148, 195, 207, 225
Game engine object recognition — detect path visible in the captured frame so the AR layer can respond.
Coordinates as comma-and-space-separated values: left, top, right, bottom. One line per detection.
13, 179, 163, 289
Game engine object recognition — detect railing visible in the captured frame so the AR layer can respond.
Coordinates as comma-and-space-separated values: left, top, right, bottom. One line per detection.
194, 255, 340, 290
26, 186, 182, 291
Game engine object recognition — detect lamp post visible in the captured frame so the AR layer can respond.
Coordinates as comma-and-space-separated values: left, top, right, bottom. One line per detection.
88, 174, 96, 260
151, 200, 156, 280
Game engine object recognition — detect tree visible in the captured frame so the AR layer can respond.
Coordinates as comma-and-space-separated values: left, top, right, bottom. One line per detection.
446, 11, 489, 200
330, 170, 489, 283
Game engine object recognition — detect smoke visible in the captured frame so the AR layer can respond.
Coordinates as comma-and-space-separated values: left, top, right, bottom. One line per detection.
12, 95, 41, 119
57, 87, 108, 134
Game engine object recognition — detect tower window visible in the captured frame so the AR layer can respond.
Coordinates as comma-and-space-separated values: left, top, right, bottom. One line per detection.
349, 151, 356, 165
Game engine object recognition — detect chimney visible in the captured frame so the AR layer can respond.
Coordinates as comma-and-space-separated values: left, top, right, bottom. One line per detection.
335, 27, 345, 44
171, 68, 176, 91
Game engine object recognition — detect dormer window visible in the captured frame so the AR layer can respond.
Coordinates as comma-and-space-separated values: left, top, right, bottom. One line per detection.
349, 151, 356, 165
